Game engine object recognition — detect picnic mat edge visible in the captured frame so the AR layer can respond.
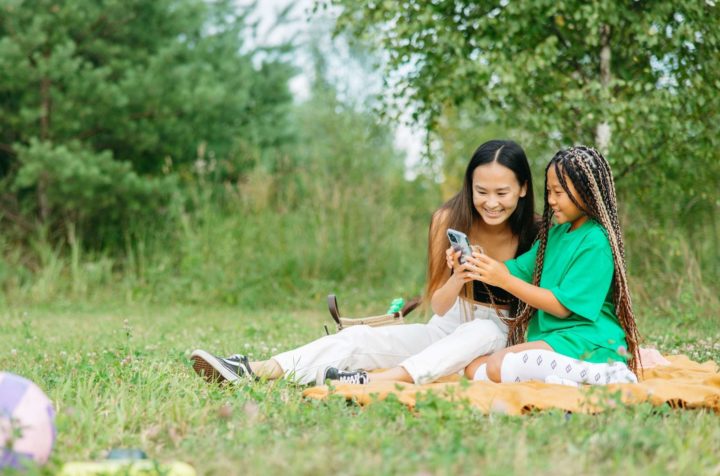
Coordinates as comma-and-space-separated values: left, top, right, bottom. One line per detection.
302, 355, 720, 415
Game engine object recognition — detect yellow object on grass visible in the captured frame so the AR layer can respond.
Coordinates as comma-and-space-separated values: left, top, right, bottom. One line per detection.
59, 460, 196, 476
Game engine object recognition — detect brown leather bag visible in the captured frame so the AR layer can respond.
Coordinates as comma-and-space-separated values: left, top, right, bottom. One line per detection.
326, 294, 421, 333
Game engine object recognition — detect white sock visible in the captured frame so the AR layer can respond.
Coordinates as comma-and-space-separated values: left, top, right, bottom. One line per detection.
473, 363, 489, 382
500, 350, 637, 385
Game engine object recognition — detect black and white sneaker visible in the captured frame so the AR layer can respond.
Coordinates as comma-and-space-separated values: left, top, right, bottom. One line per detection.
190, 349, 254, 384
323, 367, 369, 385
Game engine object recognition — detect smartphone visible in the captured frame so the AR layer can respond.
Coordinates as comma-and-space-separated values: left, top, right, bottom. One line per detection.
446, 228, 473, 264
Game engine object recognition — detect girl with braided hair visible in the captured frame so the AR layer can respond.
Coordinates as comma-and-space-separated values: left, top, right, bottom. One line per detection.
463, 146, 640, 386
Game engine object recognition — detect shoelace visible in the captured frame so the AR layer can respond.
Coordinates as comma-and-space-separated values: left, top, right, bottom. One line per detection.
338, 371, 367, 385
223, 355, 250, 375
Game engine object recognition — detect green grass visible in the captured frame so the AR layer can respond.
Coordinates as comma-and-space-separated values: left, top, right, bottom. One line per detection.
2, 302, 719, 476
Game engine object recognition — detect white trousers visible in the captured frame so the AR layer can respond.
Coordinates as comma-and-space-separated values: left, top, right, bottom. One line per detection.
272, 298, 508, 385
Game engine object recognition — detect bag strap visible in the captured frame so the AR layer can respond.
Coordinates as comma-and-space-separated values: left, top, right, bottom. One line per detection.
327, 294, 341, 325
398, 297, 421, 317
328, 294, 421, 322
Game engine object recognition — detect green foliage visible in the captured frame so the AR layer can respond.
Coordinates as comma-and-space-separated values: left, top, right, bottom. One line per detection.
129, 81, 438, 309
0, 76, 438, 309
0, 0, 294, 245
0, 0, 716, 318
324, 1, 719, 153
12, 139, 176, 246
323, 0, 720, 285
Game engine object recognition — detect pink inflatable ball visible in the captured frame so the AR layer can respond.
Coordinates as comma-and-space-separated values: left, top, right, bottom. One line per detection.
0, 372, 56, 468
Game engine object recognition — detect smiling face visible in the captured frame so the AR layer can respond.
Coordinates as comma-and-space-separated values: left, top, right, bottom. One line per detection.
546, 165, 587, 230
472, 161, 527, 227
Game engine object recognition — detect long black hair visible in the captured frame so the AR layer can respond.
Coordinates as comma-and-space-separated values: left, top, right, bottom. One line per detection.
425, 140, 538, 303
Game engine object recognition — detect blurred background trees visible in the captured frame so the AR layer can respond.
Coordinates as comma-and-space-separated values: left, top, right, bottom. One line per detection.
0, 0, 293, 248
0, 0, 435, 307
0, 0, 717, 318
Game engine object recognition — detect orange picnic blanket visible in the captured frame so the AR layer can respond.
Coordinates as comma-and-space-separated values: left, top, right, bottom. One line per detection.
303, 354, 720, 414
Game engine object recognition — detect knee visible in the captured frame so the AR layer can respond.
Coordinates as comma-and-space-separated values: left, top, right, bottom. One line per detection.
466, 320, 507, 354
471, 319, 506, 342
464, 359, 480, 379
333, 325, 373, 355
486, 353, 506, 383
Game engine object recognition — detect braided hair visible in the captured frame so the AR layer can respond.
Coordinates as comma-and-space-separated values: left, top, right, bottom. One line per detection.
507, 146, 642, 374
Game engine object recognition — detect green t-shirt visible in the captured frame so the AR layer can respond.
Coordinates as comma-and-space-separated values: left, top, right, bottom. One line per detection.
505, 219, 628, 363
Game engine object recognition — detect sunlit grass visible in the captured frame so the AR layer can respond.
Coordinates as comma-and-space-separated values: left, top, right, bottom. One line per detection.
1, 303, 718, 476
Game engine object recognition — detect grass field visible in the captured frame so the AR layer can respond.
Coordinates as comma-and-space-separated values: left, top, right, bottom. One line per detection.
2, 302, 719, 476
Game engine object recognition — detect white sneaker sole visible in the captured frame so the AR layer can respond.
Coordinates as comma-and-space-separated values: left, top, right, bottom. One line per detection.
190, 349, 239, 383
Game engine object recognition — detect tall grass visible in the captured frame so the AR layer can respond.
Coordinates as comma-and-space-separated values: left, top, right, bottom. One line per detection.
141, 171, 435, 309
1, 183, 433, 311
623, 208, 720, 338
2, 163, 718, 320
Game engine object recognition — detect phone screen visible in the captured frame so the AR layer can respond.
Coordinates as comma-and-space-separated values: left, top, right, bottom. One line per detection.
446, 228, 473, 264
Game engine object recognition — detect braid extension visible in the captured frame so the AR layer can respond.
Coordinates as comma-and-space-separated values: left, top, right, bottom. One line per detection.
579, 149, 640, 374
554, 147, 642, 374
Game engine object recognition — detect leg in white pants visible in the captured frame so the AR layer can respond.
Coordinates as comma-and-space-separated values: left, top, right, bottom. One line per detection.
271, 298, 504, 385
272, 322, 450, 385
401, 317, 507, 385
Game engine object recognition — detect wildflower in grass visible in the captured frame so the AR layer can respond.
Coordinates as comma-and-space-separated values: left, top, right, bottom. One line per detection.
143, 425, 161, 441
243, 401, 260, 422
217, 403, 233, 420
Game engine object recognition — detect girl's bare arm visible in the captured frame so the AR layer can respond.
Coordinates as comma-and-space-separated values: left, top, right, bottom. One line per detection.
469, 253, 571, 317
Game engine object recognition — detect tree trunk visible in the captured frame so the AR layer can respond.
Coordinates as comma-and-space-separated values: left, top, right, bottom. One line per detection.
596, 24, 611, 154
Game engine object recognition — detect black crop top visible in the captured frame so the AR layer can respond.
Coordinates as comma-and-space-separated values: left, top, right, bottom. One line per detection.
453, 220, 539, 307
464, 245, 529, 305
472, 281, 514, 305
448, 268, 516, 305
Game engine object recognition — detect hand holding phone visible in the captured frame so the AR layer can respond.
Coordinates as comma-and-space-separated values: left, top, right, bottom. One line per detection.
446, 228, 473, 264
